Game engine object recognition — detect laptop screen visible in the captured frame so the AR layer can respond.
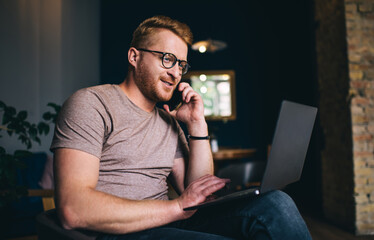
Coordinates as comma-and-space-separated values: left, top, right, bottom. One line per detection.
260, 100, 317, 193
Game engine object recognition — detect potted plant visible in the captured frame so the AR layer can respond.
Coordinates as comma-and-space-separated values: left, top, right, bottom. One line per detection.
0, 100, 60, 233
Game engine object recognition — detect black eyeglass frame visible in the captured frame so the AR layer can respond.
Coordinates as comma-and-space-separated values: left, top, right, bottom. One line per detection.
136, 48, 190, 75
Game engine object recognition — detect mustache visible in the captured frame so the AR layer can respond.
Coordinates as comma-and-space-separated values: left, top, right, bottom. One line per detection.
160, 76, 178, 85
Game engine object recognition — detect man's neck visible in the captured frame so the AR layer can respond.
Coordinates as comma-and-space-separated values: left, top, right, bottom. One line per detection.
118, 79, 155, 112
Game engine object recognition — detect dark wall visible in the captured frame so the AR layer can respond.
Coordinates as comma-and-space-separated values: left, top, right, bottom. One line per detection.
100, 0, 322, 213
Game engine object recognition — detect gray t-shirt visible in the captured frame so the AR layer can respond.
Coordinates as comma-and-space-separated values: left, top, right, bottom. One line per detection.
51, 84, 188, 200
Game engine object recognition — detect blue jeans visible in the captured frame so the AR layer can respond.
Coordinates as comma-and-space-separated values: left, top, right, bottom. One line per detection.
99, 190, 312, 240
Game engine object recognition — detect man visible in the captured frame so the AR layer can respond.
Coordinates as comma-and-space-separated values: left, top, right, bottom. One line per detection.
51, 15, 312, 239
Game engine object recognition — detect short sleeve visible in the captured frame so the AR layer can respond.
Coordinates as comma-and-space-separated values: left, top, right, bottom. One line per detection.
50, 89, 110, 159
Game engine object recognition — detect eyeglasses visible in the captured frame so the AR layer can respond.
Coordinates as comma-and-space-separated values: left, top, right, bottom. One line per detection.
137, 48, 190, 75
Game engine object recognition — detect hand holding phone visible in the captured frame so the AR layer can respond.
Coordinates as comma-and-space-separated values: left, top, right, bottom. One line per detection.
166, 84, 183, 111
163, 81, 206, 124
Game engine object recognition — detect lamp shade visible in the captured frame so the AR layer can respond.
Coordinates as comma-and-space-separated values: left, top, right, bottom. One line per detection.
191, 39, 227, 53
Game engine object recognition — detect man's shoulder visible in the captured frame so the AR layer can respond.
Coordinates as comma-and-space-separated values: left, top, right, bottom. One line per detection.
73, 84, 116, 97
66, 84, 118, 105
59, 84, 121, 120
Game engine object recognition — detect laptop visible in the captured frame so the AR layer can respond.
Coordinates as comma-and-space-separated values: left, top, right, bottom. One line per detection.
183, 100, 318, 211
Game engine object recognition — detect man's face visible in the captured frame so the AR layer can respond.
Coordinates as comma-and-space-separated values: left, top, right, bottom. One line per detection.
133, 29, 188, 103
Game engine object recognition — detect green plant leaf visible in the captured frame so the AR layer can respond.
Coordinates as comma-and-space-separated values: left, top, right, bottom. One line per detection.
5, 106, 16, 116
26, 139, 31, 149
43, 112, 52, 121
47, 102, 61, 112
0, 146, 5, 155
7, 129, 13, 136
18, 135, 32, 149
2, 113, 11, 125
0, 101, 62, 207
17, 111, 27, 121
35, 136, 41, 145
46, 103, 61, 123
28, 126, 37, 138
10, 122, 26, 135
37, 122, 50, 135
45, 125, 50, 134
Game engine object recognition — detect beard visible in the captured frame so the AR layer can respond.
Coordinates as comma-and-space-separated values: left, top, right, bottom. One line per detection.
134, 62, 175, 103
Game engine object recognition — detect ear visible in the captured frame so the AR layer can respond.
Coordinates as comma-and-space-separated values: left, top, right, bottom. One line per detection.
128, 47, 138, 67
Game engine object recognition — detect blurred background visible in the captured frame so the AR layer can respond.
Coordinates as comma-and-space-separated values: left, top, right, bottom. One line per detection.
1, 0, 374, 239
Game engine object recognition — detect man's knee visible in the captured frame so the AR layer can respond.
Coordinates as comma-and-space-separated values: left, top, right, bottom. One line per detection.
250, 190, 311, 239
262, 190, 296, 208
258, 190, 305, 223
264, 190, 297, 207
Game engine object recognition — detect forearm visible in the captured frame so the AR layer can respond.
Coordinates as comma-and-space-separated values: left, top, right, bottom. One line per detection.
57, 187, 183, 234
54, 148, 186, 234
185, 120, 214, 185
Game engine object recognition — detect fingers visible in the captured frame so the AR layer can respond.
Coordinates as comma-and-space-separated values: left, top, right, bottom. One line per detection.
195, 175, 230, 196
163, 104, 170, 113
187, 175, 231, 198
178, 82, 199, 103
177, 175, 231, 216
163, 104, 178, 118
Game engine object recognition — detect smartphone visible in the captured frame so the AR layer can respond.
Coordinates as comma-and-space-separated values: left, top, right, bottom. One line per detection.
166, 86, 183, 111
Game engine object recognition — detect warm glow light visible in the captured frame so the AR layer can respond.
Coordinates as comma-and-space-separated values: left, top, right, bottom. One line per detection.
199, 74, 207, 81
222, 74, 230, 80
199, 46, 207, 53
217, 82, 230, 94
200, 86, 208, 94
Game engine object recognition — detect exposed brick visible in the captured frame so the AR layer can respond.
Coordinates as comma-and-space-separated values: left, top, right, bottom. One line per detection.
351, 80, 370, 89
367, 69, 374, 79
368, 123, 374, 133
367, 159, 374, 167
368, 177, 374, 185
366, 107, 374, 115
363, 55, 374, 63
351, 124, 366, 135
356, 203, 374, 213
352, 96, 370, 105
354, 166, 374, 177
358, 3, 373, 12
355, 176, 369, 184
352, 115, 370, 124
354, 151, 374, 158
356, 194, 370, 204
365, 89, 374, 98
348, 36, 362, 46
354, 134, 373, 141
345, 3, 358, 12
367, 13, 374, 20
354, 141, 374, 152
349, 53, 362, 62
346, 12, 356, 19
357, 223, 374, 235
350, 64, 370, 71
318, 0, 374, 234
357, 211, 370, 221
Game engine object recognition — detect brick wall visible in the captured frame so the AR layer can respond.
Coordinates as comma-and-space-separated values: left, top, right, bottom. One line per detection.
315, 0, 355, 231
315, 0, 374, 235
345, 0, 374, 235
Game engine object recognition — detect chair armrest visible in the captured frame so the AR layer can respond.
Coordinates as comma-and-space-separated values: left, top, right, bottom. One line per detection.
28, 189, 55, 211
